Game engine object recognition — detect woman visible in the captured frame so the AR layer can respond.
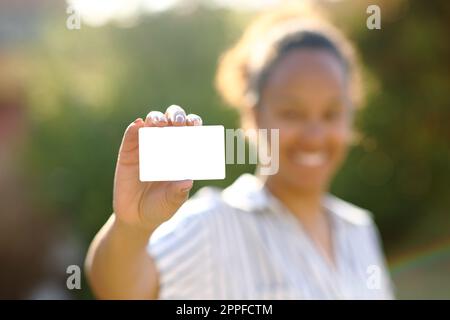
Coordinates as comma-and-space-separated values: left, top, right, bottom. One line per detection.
85, 7, 394, 299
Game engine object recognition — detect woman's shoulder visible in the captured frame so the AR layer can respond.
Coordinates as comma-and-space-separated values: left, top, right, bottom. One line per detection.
175, 185, 229, 220
323, 193, 375, 227
324, 194, 386, 255
150, 185, 230, 241
161, 174, 265, 225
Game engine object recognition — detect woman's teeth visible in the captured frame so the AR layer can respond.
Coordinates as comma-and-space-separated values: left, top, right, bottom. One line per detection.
294, 152, 327, 166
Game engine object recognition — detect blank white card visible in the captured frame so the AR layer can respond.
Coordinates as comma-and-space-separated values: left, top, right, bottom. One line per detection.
139, 125, 225, 181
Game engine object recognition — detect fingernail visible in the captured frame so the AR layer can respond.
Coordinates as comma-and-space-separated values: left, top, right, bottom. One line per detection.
174, 113, 185, 124
151, 114, 162, 124
134, 118, 142, 124
180, 180, 193, 192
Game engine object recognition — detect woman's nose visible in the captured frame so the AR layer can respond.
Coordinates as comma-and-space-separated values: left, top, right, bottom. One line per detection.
299, 121, 326, 145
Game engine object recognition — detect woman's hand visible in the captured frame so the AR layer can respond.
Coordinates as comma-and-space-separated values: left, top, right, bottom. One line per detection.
113, 105, 203, 233
86, 105, 202, 299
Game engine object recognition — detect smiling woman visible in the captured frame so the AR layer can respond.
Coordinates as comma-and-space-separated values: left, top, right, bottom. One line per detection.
85, 4, 394, 299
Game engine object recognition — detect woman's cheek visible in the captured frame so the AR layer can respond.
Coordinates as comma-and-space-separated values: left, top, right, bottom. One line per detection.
277, 126, 299, 149
329, 125, 351, 163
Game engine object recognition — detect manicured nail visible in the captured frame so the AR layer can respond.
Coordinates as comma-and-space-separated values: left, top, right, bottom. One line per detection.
180, 180, 193, 192
151, 114, 161, 124
174, 113, 185, 124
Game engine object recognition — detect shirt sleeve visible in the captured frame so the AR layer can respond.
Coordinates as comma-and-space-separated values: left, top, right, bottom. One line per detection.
147, 188, 219, 299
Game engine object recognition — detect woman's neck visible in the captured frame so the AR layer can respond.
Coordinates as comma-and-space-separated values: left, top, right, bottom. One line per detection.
257, 171, 326, 227
259, 171, 336, 268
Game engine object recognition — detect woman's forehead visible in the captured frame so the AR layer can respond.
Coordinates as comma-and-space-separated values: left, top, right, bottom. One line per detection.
266, 49, 347, 88
260, 49, 348, 104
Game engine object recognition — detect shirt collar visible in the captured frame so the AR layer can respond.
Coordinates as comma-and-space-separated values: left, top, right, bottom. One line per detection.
221, 173, 372, 226
221, 173, 269, 212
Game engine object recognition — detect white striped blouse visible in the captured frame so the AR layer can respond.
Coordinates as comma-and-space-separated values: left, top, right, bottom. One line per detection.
148, 173, 395, 299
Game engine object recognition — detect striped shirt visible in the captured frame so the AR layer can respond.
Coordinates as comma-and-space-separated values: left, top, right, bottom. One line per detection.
148, 173, 394, 299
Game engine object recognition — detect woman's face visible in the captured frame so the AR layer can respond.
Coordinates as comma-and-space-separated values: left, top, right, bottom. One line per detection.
256, 48, 353, 193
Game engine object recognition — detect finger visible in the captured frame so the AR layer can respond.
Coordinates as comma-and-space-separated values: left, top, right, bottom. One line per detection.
118, 118, 145, 163
165, 105, 186, 126
145, 111, 168, 127
186, 114, 203, 126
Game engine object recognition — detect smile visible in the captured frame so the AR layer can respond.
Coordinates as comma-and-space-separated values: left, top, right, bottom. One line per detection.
293, 151, 327, 167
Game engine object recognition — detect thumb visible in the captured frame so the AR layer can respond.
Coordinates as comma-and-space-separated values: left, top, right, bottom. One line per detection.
164, 180, 194, 211
117, 118, 144, 166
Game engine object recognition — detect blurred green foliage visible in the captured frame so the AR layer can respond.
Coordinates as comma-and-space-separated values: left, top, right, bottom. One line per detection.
331, 0, 450, 249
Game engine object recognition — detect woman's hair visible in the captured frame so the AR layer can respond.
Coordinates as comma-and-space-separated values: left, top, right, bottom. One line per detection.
215, 5, 364, 127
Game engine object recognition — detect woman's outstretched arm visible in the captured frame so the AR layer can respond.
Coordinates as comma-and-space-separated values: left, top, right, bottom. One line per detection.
85, 106, 202, 299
